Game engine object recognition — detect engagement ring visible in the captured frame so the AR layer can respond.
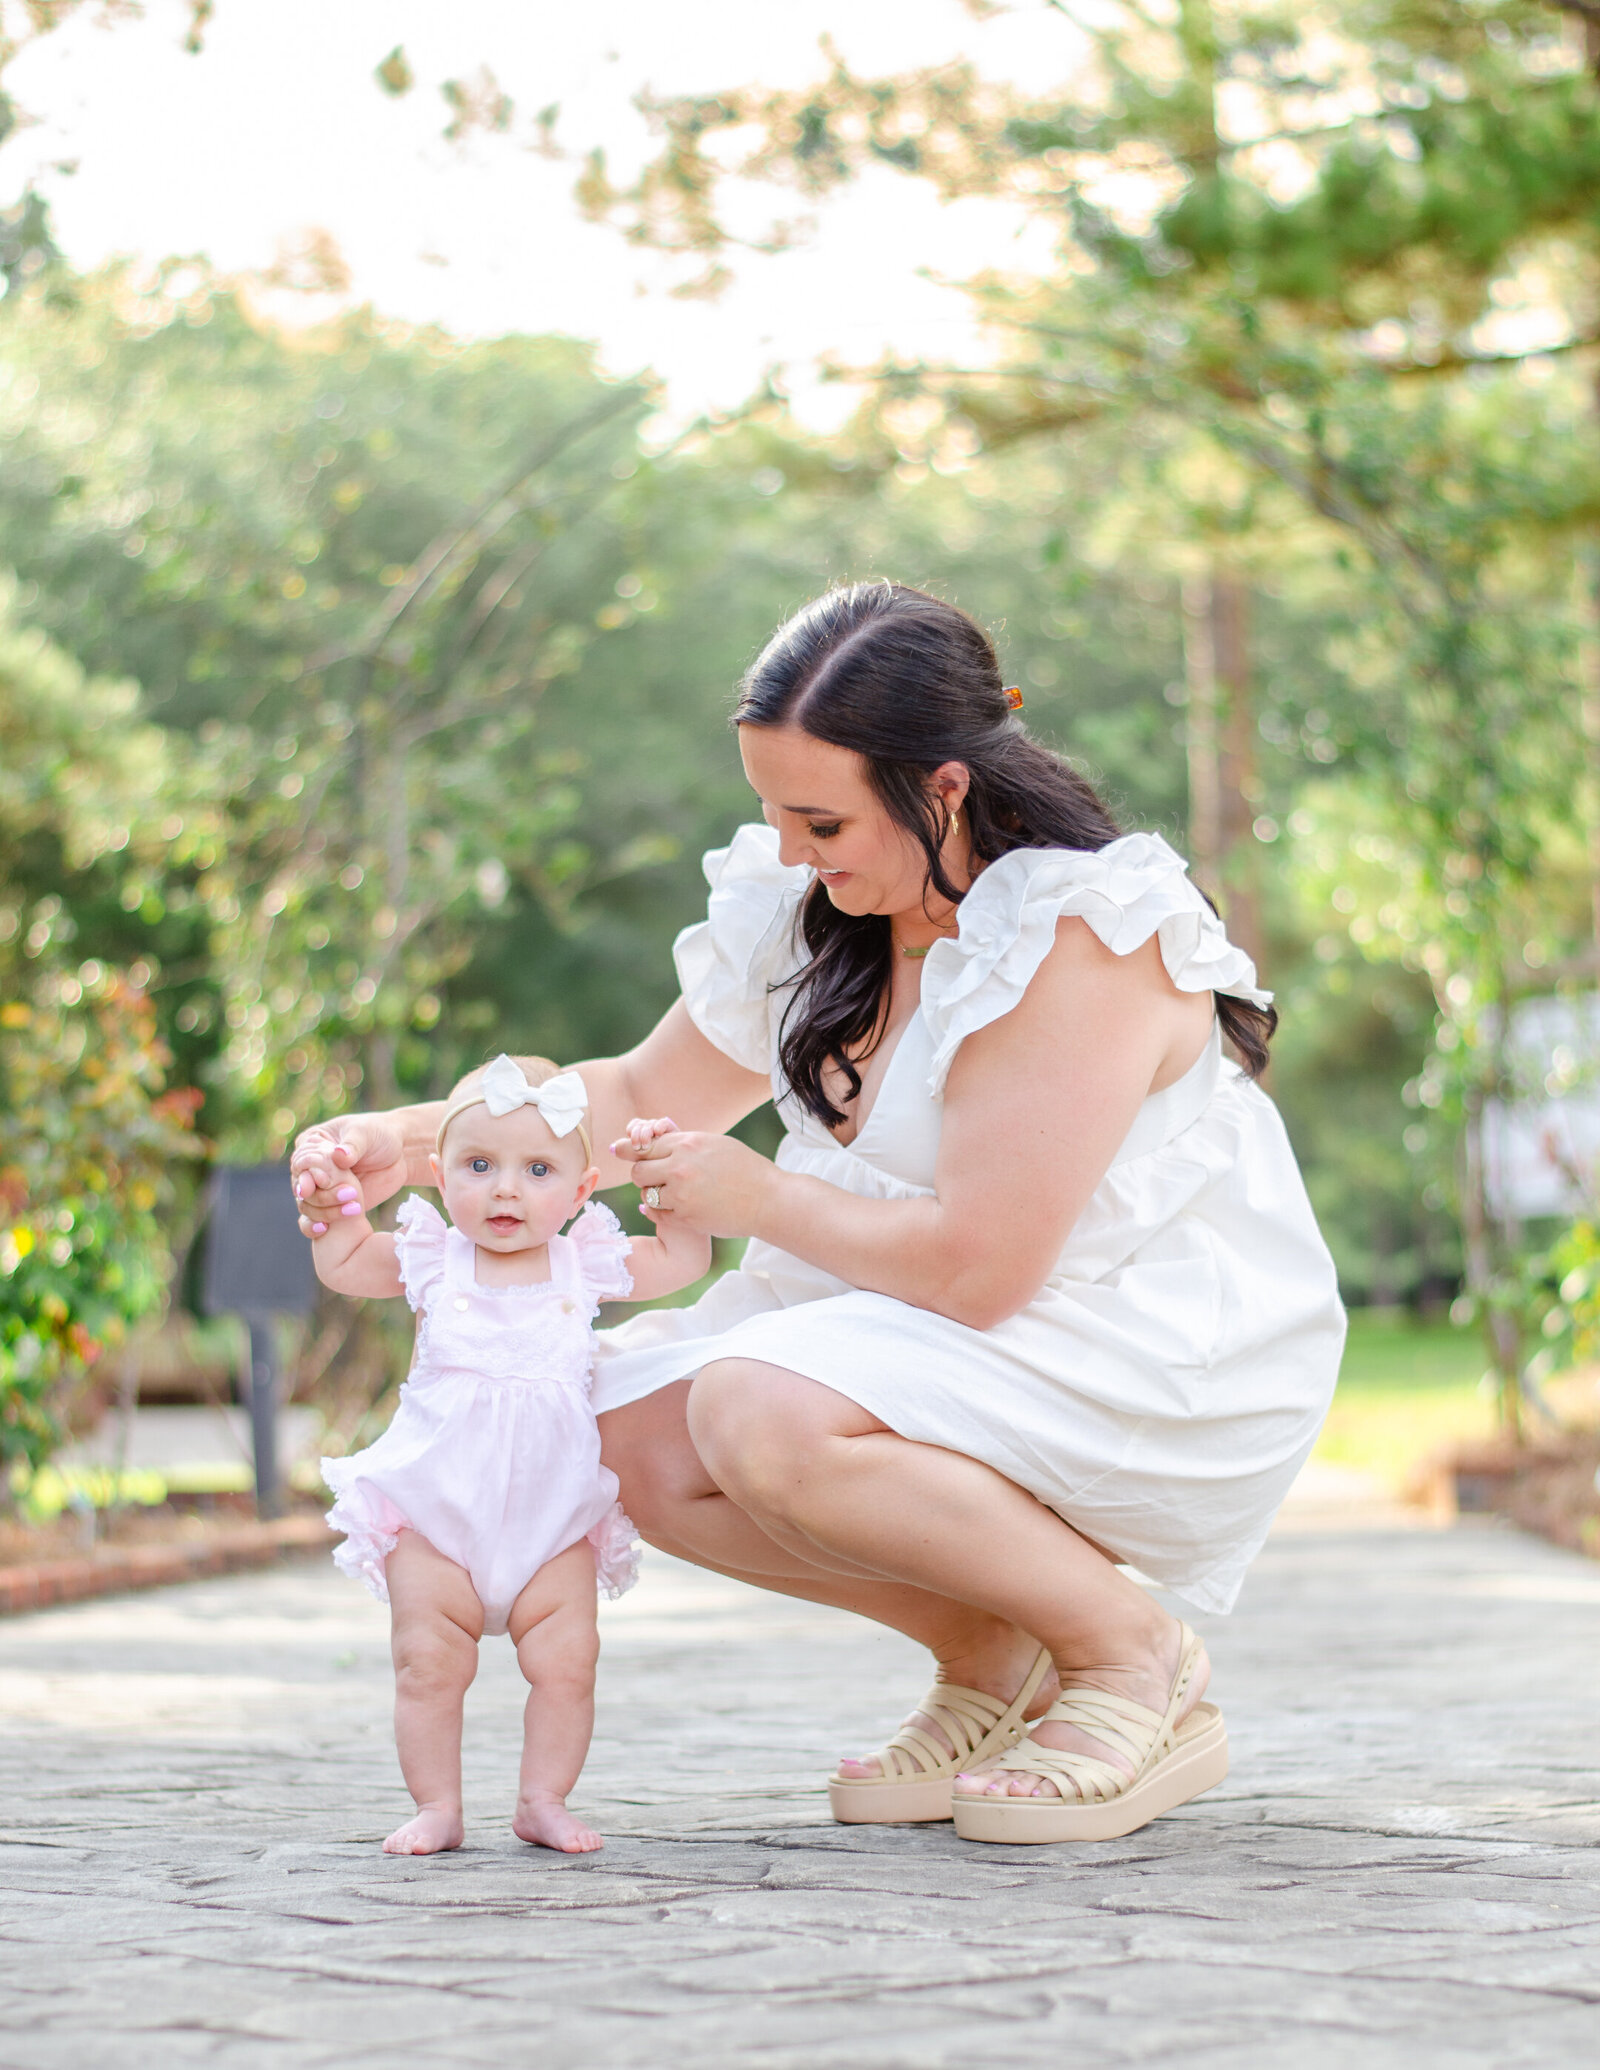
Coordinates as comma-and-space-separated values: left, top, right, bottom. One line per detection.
644, 1186, 662, 1209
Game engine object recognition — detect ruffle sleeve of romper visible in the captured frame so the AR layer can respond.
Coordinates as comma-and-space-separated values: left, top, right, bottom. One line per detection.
393, 1193, 451, 1314
671, 822, 811, 1076
919, 832, 1272, 1097
568, 1199, 635, 1304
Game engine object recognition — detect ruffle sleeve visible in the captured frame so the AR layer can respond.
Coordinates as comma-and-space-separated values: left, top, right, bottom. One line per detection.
920, 833, 1271, 1096
393, 1194, 450, 1314
568, 1200, 634, 1303
672, 822, 810, 1076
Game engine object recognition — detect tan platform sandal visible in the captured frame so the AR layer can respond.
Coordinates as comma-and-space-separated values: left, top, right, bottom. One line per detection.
828, 1645, 1054, 1824
950, 1622, 1227, 1845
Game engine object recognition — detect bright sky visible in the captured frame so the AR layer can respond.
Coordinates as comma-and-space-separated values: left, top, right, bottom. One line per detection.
7, 0, 1079, 424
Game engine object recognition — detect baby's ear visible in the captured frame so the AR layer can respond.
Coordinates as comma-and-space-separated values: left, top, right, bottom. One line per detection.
428, 1151, 442, 1188
573, 1165, 600, 1210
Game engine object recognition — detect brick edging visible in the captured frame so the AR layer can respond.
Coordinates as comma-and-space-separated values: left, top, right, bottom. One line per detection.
0, 1513, 331, 1616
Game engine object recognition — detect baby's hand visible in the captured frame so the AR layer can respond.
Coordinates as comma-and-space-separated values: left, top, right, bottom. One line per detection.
622, 1116, 678, 1154
306, 1178, 367, 1239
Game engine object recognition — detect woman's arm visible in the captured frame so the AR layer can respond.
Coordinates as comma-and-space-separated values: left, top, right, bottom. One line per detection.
291, 1000, 770, 1223
581, 1003, 772, 1189
627, 921, 1214, 1330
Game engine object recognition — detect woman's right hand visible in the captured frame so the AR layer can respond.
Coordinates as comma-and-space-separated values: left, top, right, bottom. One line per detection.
290, 1115, 410, 1239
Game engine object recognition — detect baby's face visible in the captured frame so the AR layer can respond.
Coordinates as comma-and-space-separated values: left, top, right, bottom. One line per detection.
430, 1105, 598, 1255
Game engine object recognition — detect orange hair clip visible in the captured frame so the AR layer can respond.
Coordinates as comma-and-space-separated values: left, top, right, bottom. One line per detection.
1003, 685, 1025, 711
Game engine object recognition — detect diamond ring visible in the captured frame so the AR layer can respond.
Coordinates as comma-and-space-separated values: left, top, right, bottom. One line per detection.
643, 1186, 662, 1209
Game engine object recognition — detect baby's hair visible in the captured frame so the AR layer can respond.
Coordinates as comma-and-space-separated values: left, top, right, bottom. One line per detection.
436, 1054, 594, 1163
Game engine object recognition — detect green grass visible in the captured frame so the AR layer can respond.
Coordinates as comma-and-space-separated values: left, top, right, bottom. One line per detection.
1312, 1309, 1496, 1489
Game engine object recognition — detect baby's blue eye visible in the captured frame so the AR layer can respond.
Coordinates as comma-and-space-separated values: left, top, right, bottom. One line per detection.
528, 1162, 550, 1178
470, 1158, 490, 1174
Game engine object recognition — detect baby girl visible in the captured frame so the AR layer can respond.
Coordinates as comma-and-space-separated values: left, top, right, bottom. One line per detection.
306, 1053, 708, 1857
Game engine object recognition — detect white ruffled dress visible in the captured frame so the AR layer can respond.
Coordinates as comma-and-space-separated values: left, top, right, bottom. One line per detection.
593, 823, 1345, 1615
323, 1198, 640, 1632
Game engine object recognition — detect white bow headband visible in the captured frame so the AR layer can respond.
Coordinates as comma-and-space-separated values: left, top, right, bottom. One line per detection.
435, 1055, 593, 1162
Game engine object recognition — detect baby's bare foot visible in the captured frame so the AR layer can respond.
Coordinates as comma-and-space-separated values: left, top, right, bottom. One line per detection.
513, 1793, 602, 1854
383, 1803, 463, 1855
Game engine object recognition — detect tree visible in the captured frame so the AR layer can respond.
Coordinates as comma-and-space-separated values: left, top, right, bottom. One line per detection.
563, 0, 1600, 1415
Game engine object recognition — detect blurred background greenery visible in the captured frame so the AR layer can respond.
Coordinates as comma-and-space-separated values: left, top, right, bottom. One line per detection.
6, 0, 1600, 1518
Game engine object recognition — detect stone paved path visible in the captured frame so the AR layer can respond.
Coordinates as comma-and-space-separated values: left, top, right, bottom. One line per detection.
2, 1515, 1598, 2068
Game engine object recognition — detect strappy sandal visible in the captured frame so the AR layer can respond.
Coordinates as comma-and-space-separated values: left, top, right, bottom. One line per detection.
950, 1622, 1227, 1844
828, 1645, 1054, 1825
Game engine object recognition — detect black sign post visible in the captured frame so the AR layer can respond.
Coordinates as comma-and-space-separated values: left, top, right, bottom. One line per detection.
201, 1165, 318, 1520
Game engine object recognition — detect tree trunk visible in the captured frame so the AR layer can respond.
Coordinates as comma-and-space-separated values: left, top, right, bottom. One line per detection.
1181, 567, 1263, 972
1181, 572, 1221, 882
1582, 547, 1600, 956
1459, 1080, 1523, 1440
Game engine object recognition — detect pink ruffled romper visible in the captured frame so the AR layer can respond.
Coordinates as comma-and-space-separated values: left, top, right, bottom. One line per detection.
322, 1196, 640, 1632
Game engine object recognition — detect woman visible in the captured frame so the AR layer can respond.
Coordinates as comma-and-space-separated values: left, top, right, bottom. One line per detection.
292, 581, 1344, 1846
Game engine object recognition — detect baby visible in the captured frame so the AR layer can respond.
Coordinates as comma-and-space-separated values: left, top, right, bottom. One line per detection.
307, 1053, 708, 1857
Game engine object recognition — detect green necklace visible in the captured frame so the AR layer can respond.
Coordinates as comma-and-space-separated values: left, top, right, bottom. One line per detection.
893, 926, 957, 959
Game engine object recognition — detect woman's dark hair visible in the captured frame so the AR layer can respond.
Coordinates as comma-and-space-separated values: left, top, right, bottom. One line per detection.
734, 580, 1275, 1126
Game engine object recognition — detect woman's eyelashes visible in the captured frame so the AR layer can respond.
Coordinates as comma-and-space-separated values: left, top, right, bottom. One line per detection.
807, 822, 842, 840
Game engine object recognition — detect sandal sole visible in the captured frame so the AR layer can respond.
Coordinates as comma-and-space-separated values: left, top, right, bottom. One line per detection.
827, 1774, 957, 1824
950, 1704, 1228, 1845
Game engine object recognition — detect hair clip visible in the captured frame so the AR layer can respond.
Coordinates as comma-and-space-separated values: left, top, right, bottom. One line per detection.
1003, 685, 1025, 711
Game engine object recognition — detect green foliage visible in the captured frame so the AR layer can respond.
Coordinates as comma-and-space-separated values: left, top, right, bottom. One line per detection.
0, 968, 201, 1491
1523, 1217, 1600, 1386
0, 596, 203, 1488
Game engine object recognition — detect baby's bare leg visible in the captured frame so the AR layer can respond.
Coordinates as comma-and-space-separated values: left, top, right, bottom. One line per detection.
506, 1539, 603, 1854
383, 1529, 485, 1855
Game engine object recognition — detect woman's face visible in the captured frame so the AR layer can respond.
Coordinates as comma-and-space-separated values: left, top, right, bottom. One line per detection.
738, 724, 964, 919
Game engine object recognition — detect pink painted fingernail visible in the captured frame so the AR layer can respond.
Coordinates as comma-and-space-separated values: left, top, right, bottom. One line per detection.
311, 1222, 327, 1236
340, 1201, 361, 1217
335, 1185, 357, 1202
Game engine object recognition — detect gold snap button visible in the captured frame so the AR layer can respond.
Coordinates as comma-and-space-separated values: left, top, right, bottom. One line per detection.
561, 1299, 575, 1314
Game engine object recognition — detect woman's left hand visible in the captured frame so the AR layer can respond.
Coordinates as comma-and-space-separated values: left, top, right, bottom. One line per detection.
611, 1129, 777, 1239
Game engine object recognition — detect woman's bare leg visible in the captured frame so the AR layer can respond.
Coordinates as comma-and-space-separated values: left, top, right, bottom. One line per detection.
599, 1382, 1060, 1760
383, 1530, 484, 1853
685, 1362, 1208, 1800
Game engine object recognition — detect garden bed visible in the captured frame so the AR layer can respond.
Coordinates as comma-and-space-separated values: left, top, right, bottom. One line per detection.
0, 1500, 331, 1616
1445, 1433, 1600, 1558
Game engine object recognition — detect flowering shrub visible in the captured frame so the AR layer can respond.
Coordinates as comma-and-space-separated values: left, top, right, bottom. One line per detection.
0, 967, 201, 1497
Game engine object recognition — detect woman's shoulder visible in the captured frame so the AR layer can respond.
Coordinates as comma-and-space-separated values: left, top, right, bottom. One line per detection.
920, 834, 1268, 1093
672, 822, 810, 1075
696, 822, 810, 935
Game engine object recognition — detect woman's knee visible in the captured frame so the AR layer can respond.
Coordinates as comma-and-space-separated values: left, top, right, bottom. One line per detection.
687, 1359, 834, 1516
